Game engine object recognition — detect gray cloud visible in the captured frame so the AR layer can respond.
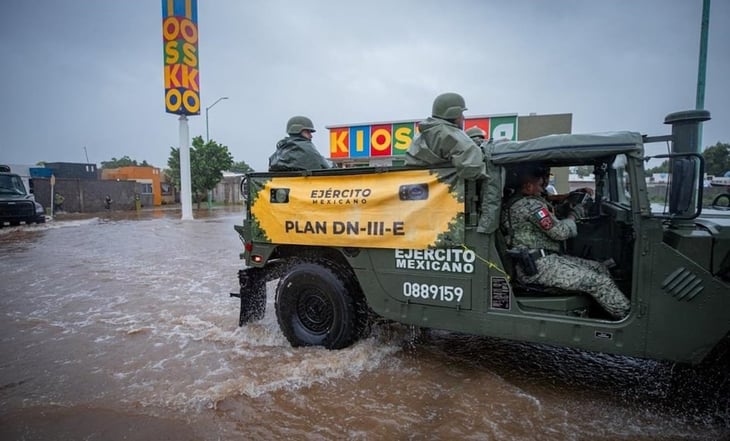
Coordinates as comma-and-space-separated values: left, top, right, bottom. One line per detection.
1, 0, 728, 171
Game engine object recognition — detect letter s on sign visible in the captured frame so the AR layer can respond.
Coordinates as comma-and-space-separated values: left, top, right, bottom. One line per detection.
182, 42, 197, 66
165, 41, 180, 64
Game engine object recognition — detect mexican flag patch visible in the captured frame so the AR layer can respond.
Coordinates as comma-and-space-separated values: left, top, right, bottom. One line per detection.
533, 207, 554, 230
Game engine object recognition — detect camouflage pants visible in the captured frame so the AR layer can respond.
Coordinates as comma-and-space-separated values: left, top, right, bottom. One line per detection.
518, 254, 630, 320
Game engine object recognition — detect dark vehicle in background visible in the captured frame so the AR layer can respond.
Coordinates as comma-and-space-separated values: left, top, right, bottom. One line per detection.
0, 165, 46, 227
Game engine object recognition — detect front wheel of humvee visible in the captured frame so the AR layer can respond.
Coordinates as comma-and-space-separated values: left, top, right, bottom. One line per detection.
275, 259, 365, 349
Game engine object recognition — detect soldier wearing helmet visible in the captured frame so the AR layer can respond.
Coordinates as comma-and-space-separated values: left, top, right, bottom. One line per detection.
269, 116, 331, 171
465, 126, 486, 146
501, 163, 630, 320
405, 93, 486, 180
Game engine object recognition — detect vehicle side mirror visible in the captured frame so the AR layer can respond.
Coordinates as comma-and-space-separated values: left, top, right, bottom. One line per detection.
668, 158, 695, 215
645, 152, 704, 220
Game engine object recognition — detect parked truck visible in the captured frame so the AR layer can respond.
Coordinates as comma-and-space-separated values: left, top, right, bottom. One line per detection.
0, 165, 46, 227
232, 110, 730, 365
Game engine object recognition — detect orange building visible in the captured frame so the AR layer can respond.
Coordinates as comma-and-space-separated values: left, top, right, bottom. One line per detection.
101, 166, 162, 206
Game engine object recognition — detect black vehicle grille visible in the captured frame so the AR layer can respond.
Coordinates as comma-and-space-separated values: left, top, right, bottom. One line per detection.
0, 201, 35, 220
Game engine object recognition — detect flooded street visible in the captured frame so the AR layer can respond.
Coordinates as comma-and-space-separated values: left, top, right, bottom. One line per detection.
0, 207, 728, 440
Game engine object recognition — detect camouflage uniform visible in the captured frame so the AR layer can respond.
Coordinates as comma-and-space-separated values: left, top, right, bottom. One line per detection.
269, 135, 331, 171
405, 117, 486, 180
503, 194, 630, 320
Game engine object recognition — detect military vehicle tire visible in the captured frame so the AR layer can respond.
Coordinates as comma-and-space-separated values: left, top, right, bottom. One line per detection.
275, 259, 364, 349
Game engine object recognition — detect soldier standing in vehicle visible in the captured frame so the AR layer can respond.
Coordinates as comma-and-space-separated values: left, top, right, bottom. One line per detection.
503, 164, 630, 320
466, 126, 486, 146
405, 93, 487, 180
269, 116, 331, 171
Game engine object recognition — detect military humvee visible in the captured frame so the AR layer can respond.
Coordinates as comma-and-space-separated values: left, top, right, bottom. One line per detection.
232, 110, 730, 365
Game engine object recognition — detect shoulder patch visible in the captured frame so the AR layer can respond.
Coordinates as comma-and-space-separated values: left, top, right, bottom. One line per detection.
533, 207, 554, 230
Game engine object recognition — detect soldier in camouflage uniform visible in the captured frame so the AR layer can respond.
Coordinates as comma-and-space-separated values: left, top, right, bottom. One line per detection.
405, 93, 487, 180
466, 126, 486, 146
502, 165, 630, 320
269, 116, 331, 171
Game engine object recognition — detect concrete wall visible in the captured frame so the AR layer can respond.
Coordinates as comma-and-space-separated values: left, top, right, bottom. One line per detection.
102, 166, 162, 206
212, 174, 243, 204
32, 178, 139, 213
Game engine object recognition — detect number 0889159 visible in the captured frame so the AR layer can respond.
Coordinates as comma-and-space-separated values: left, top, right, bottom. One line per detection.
402, 282, 463, 303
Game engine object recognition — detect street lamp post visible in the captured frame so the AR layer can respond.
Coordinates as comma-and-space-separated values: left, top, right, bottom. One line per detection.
205, 96, 229, 141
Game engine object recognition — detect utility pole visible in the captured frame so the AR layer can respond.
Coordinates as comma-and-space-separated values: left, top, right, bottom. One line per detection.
205, 96, 229, 142
695, 0, 711, 152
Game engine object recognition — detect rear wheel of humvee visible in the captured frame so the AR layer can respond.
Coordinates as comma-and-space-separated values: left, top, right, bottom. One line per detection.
275, 259, 365, 349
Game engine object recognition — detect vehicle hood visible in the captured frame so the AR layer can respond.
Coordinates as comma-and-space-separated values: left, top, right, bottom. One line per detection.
0, 193, 33, 202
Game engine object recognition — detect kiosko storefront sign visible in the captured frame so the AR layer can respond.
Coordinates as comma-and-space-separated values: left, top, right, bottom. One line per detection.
328, 115, 518, 160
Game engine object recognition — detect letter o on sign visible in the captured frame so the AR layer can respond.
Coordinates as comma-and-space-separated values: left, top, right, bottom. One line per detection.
165, 89, 200, 115
371, 128, 391, 152
180, 19, 198, 44
183, 90, 200, 113
165, 89, 182, 112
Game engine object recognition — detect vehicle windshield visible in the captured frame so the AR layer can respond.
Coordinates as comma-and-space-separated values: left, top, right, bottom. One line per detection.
0, 174, 27, 195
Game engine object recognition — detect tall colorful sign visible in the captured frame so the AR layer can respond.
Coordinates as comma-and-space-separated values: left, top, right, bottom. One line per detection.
328, 115, 518, 160
162, 0, 200, 115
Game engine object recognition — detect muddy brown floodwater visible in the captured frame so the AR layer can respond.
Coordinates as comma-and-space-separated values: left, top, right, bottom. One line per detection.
0, 207, 728, 440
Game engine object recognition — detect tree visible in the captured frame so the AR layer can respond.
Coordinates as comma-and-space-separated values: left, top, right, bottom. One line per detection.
167, 136, 234, 209
230, 160, 254, 174
647, 160, 670, 175
101, 155, 152, 169
574, 165, 593, 178
702, 142, 730, 177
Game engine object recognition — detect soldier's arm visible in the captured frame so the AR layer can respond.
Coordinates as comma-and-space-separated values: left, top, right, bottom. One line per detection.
523, 198, 577, 241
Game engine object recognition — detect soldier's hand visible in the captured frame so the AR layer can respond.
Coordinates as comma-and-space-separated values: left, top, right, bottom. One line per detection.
555, 201, 572, 219
569, 204, 585, 220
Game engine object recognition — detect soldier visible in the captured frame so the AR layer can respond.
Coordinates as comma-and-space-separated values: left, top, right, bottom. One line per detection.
269, 116, 331, 171
405, 93, 487, 180
502, 164, 630, 320
53, 192, 64, 213
465, 126, 486, 146
538, 166, 593, 204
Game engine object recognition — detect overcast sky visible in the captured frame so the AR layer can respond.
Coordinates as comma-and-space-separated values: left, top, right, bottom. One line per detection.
1, 0, 728, 172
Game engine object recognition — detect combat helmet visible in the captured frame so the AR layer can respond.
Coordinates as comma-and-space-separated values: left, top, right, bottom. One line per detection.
286, 116, 316, 135
432, 92, 467, 120
466, 126, 486, 141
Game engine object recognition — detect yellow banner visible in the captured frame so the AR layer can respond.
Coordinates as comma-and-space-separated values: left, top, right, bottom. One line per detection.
250, 169, 463, 249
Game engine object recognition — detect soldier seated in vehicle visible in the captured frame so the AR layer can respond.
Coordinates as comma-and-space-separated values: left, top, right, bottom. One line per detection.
269, 116, 332, 172
501, 163, 630, 320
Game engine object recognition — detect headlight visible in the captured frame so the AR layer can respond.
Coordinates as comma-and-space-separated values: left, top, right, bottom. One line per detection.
35, 202, 44, 214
